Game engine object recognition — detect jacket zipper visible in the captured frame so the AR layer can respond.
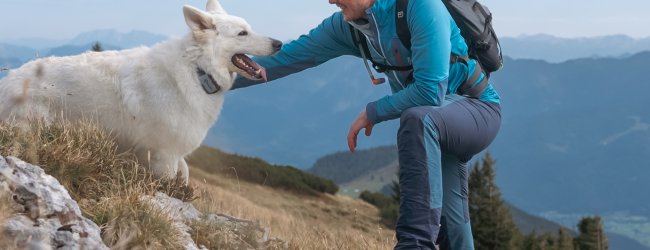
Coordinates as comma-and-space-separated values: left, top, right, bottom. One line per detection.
369, 13, 406, 89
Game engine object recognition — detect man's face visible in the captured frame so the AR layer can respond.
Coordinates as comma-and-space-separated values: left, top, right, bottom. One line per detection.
329, 0, 371, 21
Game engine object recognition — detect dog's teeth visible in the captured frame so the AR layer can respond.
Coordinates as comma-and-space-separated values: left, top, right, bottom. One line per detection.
255, 69, 261, 75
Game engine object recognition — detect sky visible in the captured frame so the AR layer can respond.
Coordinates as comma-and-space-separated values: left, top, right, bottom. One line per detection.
0, 0, 649, 42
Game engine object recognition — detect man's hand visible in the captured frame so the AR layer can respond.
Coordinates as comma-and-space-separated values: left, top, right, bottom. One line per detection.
347, 109, 374, 152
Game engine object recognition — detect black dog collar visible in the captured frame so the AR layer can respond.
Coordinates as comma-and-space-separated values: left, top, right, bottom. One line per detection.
197, 68, 221, 94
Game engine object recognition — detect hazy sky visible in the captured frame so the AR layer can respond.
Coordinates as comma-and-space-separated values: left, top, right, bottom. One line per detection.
0, 0, 648, 41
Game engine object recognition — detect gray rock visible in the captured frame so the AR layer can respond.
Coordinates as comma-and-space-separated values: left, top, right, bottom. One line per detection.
143, 192, 287, 250
0, 155, 286, 249
0, 156, 108, 250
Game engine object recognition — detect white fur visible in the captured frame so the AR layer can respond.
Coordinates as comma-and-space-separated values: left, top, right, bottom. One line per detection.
0, 0, 278, 183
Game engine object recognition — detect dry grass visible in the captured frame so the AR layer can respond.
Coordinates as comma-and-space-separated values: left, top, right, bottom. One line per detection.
84, 192, 182, 250
189, 167, 397, 250
0, 119, 189, 249
188, 215, 283, 250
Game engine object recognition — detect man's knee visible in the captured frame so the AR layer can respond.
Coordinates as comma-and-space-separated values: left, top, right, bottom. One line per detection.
399, 107, 440, 140
400, 106, 430, 125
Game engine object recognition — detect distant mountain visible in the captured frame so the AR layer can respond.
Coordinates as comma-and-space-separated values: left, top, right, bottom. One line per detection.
0, 57, 20, 78
0, 57, 22, 73
0, 42, 122, 79
0, 37, 67, 50
310, 145, 397, 184
0, 30, 167, 64
501, 34, 650, 63
508, 204, 567, 235
67, 29, 167, 49
5, 32, 650, 66
0, 43, 37, 63
46, 43, 122, 57
490, 53, 650, 216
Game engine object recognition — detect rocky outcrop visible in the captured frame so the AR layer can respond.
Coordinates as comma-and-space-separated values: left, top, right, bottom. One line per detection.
0, 156, 107, 249
143, 192, 287, 250
0, 156, 287, 249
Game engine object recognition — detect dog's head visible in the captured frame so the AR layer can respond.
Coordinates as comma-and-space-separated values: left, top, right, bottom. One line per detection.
183, 0, 281, 83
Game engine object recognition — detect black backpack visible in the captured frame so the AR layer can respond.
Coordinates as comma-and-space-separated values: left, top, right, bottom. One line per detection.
394, 0, 503, 73
350, 0, 502, 97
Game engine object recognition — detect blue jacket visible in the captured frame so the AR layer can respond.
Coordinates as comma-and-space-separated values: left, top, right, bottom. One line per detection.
233, 0, 500, 124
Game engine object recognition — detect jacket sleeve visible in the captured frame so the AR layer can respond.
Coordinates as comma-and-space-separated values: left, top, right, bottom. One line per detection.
366, 0, 452, 124
232, 12, 360, 90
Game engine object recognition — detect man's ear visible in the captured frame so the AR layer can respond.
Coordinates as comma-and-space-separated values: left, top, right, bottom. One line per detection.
183, 5, 215, 31
206, 0, 227, 14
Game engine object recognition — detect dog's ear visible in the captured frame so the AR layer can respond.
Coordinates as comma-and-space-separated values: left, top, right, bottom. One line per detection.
183, 5, 215, 31
206, 0, 226, 14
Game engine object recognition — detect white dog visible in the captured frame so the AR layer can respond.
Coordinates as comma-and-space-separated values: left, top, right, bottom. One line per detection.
0, 0, 280, 183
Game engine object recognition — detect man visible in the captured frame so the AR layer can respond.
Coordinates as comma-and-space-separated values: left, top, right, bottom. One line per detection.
233, 0, 501, 249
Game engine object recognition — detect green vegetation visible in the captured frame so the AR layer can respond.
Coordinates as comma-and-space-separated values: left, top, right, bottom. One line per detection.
576, 216, 608, 250
91, 41, 104, 52
469, 152, 519, 249
359, 183, 399, 228
469, 152, 610, 250
520, 229, 575, 250
187, 146, 338, 196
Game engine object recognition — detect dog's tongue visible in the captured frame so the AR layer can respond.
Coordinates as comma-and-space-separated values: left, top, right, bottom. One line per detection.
233, 54, 267, 81
259, 67, 267, 82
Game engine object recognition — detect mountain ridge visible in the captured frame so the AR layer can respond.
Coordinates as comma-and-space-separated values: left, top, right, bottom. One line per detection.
500, 34, 650, 63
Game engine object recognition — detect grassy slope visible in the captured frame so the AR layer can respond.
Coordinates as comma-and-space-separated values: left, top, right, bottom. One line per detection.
188, 166, 396, 249
187, 146, 396, 249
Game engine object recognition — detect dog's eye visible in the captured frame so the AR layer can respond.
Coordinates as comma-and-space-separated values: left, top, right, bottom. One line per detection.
238, 31, 248, 36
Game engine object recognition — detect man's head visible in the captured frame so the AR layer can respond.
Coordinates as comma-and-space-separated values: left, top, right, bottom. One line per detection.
329, 0, 375, 21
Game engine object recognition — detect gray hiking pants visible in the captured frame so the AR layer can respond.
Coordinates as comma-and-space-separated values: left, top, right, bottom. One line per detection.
394, 94, 501, 250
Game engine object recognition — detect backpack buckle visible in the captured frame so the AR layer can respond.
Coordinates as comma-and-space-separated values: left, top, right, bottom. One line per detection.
372, 63, 387, 73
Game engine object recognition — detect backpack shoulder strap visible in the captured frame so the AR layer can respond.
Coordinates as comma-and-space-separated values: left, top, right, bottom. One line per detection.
395, 0, 411, 50
349, 25, 373, 63
349, 24, 413, 73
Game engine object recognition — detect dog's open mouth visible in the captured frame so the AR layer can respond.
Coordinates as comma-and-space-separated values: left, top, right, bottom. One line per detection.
232, 54, 267, 81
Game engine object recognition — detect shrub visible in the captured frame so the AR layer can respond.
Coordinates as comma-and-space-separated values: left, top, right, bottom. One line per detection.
359, 190, 399, 228
187, 146, 338, 196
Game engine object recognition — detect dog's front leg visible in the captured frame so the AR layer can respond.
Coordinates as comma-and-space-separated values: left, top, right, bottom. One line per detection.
177, 159, 189, 185
147, 152, 180, 181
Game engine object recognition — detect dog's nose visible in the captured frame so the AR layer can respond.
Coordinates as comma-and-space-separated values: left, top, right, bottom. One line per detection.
271, 39, 283, 52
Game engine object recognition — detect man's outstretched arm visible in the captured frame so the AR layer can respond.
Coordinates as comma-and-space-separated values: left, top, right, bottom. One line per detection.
232, 12, 360, 90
